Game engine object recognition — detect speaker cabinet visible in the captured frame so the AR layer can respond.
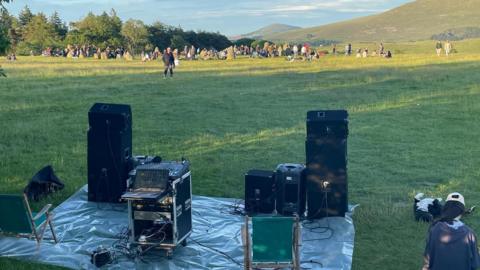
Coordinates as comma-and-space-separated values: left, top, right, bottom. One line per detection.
305, 110, 348, 219
307, 110, 348, 139
275, 163, 306, 216
244, 170, 275, 214
305, 169, 348, 219
88, 103, 132, 203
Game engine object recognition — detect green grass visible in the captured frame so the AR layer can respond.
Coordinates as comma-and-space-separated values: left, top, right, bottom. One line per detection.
1, 50, 480, 269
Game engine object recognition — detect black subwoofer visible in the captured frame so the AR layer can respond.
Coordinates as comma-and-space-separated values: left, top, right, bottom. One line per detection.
305, 110, 348, 219
88, 103, 132, 203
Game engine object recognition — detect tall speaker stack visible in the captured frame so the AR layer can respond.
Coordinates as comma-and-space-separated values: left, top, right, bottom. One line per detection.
88, 103, 132, 203
305, 110, 348, 219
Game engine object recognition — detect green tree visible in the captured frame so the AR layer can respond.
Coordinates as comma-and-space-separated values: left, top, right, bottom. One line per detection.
0, 9, 12, 54
170, 34, 187, 50
2, 9, 20, 49
234, 38, 256, 47
18, 5, 33, 28
147, 22, 172, 50
19, 13, 59, 54
196, 31, 232, 50
49, 11, 67, 39
0, 29, 8, 54
121, 19, 149, 54
69, 10, 123, 48
1, 0, 11, 77
183, 30, 198, 48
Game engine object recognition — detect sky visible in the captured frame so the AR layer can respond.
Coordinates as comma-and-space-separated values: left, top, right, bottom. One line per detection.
5, 0, 412, 36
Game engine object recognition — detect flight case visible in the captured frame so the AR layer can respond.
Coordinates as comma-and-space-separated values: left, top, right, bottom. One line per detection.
122, 160, 192, 258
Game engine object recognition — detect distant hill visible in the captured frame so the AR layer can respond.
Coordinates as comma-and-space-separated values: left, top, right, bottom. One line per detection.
234, 24, 301, 40
264, 0, 480, 42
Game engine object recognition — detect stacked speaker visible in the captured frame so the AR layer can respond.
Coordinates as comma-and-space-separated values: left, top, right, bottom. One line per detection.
305, 110, 348, 219
88, 103, 132, 203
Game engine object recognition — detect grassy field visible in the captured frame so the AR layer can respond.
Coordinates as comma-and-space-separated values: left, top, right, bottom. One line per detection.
1, 48, 480, 269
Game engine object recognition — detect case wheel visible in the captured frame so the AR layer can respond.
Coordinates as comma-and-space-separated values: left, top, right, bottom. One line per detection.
166, 250, 173, 260
181, 239, 187, 247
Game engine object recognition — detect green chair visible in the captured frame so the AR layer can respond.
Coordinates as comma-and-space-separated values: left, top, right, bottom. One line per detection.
0, 193, 58, 245
242, 215, 301, 270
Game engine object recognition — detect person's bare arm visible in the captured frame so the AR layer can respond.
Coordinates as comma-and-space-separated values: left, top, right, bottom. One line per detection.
422, 255, 430, 270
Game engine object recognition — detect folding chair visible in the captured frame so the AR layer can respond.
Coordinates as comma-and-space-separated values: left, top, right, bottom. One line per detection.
242, 215, 301, 270
0, 193, 58, 245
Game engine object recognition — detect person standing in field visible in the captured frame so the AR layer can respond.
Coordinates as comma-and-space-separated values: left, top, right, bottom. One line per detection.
379, 43, 385, 55
293, 45, 299, 58
435, 41, 443, 56
301, 45, 307, 60
162, 47, 175, 78
444, 41, 452, 56
422, 193, 480, 270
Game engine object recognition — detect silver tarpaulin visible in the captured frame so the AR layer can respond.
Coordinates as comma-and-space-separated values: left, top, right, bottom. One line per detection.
0, 186, 355, 269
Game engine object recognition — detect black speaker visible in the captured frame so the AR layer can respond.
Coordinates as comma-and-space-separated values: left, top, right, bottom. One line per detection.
305, 138, 347, 174
275, 163, 306, 216
305, 169, 347, 219
307, 110, 348, 139
305, 110, 348, 219
244, 170, 275, 214
88, 103, 132, 203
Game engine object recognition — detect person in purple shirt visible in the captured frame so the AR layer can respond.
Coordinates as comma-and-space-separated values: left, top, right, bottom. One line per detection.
162, 47, 175, 78
423, 192, 480, 270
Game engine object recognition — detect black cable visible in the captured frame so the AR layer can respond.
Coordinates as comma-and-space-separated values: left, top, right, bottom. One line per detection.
302, 189, 335, 241
300, 259, 324, 268
219, 199, 247, 216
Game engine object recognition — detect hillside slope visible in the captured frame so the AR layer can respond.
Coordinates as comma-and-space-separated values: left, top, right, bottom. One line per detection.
265, 0, 480, 42
238, 23, 300, 40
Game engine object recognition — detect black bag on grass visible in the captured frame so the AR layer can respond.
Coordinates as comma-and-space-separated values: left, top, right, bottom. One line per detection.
24, 165, 65, 201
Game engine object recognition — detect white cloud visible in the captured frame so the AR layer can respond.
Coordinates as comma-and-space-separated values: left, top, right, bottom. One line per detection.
187, 0, 400, 19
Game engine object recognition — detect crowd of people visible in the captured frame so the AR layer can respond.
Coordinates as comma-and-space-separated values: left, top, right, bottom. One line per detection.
39, 45, 135, 60
136, 42, 392, 61
5, 40, 460, 65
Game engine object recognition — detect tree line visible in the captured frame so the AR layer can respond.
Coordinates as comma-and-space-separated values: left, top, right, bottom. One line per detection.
0, 5, 233, 56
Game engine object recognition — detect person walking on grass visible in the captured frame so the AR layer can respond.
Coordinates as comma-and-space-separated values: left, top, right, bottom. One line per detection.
435, 41, 443, 56
162, 47, 175, 78
422, 192, 480, 270
445, 41, 452, 57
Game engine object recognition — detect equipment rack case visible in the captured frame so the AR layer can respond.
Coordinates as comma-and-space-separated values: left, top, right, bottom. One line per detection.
126, 168, 192, 258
